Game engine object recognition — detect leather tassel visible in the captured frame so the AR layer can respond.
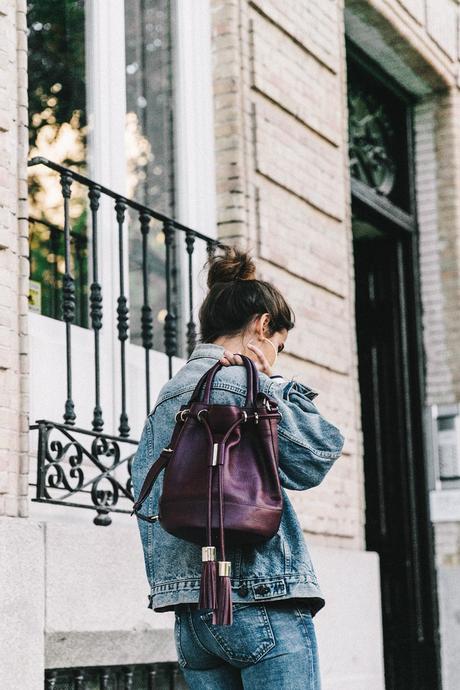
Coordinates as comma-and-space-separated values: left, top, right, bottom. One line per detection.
215, 560, 233, 626
199, 546, 217, 610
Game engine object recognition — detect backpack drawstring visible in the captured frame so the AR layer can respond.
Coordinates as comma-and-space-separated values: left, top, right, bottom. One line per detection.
198, 413, 243, 626
216, 448, 232, 625
199, 417, 218, 613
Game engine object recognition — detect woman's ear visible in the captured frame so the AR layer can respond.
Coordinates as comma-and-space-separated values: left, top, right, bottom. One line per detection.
260, 312, 272, 336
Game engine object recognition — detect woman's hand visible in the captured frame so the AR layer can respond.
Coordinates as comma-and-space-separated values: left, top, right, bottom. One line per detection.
246, 342, 273, 376
219, 350, 244, 367
219, 342, 273, 376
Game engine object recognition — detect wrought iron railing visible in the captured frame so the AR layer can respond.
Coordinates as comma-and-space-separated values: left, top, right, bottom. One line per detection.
28, 156, 224, 524
45, 663, 187, 689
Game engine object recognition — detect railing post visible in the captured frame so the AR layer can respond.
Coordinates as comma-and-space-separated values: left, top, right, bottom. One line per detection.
185, 229, 197, 358
45, 670, 58, 690
73, 668, 86, 690
122, 666, 134, 690
89, 185, 104, 432
115, 197, 130, 438
99, 667, 111, 690
35, 421, 48, 500
163, 220, 177, 379
148, 666, 157, 690
140, 211, 153, 415
60, 171, 76, 426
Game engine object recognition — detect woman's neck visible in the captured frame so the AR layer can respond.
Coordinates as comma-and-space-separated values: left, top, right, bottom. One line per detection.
211, 334, 250, 355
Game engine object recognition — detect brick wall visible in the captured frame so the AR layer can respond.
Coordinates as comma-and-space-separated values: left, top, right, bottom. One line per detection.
211, 0, 364, 549
0, 0, 29, 518
210, 0, 460, 558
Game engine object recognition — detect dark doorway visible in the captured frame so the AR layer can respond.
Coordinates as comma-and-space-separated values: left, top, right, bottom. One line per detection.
348, 44, 442, 690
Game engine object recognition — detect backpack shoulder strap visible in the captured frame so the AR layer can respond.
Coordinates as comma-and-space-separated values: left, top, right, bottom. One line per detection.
130, 448, 172, 522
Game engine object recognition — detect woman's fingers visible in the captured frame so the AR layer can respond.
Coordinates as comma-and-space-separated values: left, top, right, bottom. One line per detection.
246, 342, 271, 375
219, 350, 245, 366
219, 346, 272, 375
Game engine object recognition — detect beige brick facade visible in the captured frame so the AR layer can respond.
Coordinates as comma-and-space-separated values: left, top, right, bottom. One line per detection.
211, 0, 460, 558
210, 5, 460, 682
210, 0, 364, 550
0, 0, 28, 519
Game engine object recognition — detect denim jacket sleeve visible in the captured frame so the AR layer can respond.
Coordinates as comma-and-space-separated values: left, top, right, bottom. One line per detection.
260, 375, 345, 491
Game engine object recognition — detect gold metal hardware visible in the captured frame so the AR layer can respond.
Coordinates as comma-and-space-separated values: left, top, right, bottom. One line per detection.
218, 560, 232, 577
202, 546, 216, 562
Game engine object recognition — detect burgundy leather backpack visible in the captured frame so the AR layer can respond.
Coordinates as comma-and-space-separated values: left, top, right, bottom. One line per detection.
131, 354, 283, 625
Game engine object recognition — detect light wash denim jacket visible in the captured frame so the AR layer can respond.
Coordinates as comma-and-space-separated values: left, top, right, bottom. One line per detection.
131, 342, 345, 617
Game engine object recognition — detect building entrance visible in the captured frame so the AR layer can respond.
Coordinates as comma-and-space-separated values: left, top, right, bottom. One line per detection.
348, 45, 442, 690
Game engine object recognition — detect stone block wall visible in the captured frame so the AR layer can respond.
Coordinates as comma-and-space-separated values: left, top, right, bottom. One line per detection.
0, 0, 28, 518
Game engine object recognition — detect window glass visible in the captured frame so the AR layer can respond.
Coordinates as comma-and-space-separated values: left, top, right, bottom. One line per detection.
125, 0, 182, 354
27, 0, 88, 326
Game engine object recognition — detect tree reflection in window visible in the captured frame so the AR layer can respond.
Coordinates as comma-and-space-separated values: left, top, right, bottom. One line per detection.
125, 0, 182, 356
27, 0, 88, 327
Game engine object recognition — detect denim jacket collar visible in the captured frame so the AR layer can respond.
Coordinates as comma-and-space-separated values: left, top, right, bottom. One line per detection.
186, 342, 226, 363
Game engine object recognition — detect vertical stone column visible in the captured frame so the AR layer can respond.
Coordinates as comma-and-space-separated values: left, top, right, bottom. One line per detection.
0, 0, 29, 518
416, 86, 460, 690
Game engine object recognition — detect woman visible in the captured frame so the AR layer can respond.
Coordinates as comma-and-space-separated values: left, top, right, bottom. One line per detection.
131, 246, 345, 689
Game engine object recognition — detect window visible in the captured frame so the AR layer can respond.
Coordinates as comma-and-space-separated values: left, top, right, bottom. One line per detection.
124, 0, 181, 353
27, 0, 89, 326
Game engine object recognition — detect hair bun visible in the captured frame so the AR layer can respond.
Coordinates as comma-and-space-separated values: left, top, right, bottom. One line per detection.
206, 245, 256, 288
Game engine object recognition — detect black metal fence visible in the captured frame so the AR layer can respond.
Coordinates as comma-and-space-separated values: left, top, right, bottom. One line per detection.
45, 663, 187, 689
28, 156, 224, 524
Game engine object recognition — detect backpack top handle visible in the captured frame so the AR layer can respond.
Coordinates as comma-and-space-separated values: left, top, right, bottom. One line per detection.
188, 353, 259, 409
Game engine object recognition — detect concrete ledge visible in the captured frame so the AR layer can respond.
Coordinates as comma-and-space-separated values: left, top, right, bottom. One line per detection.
45, 629, 176, 669
438, 565, 460, 690
310, 545, 385, 690
0, 517, 45, 690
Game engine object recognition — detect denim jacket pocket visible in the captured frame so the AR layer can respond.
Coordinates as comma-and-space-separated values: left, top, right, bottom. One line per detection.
199, 604, 275, 665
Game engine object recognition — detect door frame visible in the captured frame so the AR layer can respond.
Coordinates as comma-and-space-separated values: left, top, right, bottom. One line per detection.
348, 41, 442, 689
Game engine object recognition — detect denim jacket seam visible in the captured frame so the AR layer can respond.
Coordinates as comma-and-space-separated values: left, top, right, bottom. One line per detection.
150, 573, 317, 588
278, 427, 343, 459
153, 382, 247, 410
144, 417, 155, 584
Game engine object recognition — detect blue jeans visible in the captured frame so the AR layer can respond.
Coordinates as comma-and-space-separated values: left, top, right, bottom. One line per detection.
173, 599, 322, 689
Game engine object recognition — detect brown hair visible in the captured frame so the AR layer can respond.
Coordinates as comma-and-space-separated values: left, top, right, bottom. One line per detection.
198, 246, 295, 343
